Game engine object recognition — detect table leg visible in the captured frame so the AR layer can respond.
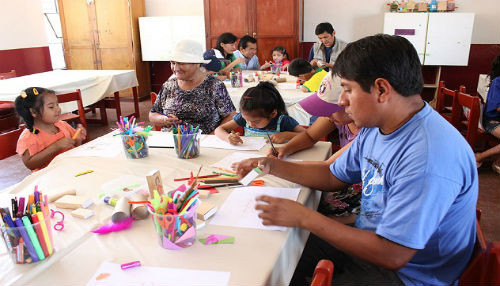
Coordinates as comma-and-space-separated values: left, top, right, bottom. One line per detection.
113, 91, 122, 119
132, 86, 140, 119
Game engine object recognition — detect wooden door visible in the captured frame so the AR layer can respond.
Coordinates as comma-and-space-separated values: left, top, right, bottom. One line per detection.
253, 0, 300, 63
94, 0, 135, 70
58, 0, 97, 69
204, 0, 252, 50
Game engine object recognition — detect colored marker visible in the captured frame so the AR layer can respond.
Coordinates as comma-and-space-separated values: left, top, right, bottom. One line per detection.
14, 218, 38, 262
31, 214, 49, 257
74, 170, 94, 177
21, 216, 45, 260
72, 128, 82, 140
121, 260, 141, 270
36, 212, 53, 255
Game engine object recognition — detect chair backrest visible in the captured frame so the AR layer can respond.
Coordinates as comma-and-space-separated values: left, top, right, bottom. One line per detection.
436, 81, 456, 122
311, 259, 334, 286
0, 70, 16, 80
0, 124, 25, 160
57, 89, 87, 132
150, 92, 162, 131
451, 90, 481, 149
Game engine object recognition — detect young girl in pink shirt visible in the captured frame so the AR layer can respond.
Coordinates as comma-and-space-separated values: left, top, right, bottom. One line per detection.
15, 87, 86, 171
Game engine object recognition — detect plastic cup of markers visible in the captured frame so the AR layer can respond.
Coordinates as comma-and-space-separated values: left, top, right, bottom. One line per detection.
172, 132, 201, 159
1, 221, 55, 264
121, 134, 149, 159
148, 200, 199, 250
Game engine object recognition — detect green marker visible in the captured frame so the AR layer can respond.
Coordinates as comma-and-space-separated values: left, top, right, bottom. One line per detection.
22, 216, 45, 260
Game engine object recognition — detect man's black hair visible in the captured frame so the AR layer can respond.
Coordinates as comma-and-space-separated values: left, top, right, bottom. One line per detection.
238, 35, 257, 50
333, 34, 423, 97
288, 58, 313, 77
315, 22, 334, 35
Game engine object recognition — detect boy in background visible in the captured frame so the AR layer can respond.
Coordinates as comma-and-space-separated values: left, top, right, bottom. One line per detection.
288, 58, 328, 93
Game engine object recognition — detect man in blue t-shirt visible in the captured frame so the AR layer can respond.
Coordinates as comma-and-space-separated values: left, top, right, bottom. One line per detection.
234, 34, 478, 285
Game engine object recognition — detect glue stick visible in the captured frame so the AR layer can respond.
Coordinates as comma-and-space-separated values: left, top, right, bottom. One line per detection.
103, 196, 118, 207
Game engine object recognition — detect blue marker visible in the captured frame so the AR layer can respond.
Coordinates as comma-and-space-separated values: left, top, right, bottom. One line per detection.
14, 218, 39, 262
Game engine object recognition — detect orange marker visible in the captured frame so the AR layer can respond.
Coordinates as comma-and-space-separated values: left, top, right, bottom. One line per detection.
72, 128, 82, 140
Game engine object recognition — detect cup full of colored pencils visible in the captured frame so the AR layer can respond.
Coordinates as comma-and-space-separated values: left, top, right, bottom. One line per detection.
116, 116, 152, 159
172, 123, 201, 159
145, 187, 199, 250
0, 187, 55, 264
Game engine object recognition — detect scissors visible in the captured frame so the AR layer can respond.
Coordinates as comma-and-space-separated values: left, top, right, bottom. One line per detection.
50, 209, 65, 231
155, 208, 175, 230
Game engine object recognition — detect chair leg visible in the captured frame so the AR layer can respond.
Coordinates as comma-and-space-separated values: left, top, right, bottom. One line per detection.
113, 91, 121, 119
99, 99, 108, 125
133, 86, 140, 119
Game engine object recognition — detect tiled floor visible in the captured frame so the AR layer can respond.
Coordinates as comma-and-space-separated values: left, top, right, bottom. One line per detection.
1, 98, 499, 243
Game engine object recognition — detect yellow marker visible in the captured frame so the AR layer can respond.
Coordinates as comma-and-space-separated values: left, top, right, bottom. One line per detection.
72, 128, 82, 140
36, 212, 53, 255
74, 170, 94, 177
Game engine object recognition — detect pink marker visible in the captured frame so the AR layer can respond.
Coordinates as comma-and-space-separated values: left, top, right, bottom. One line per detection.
121, 260, 141, 270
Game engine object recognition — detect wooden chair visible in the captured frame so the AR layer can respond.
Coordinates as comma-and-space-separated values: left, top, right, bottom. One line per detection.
451, 90, 499, 151
0, 69, 16, 80
150, 92, 162, 131
0, 125, 25, 160
57, 89, 88, 139
311, 259, 334, 286
435, 81, 466, 123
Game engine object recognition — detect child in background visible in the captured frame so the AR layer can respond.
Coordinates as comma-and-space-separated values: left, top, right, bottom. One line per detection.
261, 46, 290, 71
476, 54, 500, 173
202, 54, 227, 81
288, 58, 328, 93
215, 81, 305, 144
15, 87, 86, 171
204, 32, 245, 76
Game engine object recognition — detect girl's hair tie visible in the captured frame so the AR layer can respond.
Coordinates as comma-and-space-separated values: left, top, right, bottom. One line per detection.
20, 91, 27, 98
242, 96, 251, 99
33, 88, 39, 95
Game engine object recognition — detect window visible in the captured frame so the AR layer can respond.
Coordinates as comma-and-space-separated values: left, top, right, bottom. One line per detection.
41, 0, 66, 70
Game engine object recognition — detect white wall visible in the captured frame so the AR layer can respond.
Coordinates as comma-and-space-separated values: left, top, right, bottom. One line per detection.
145, 0, 204, 17
0, 0, 48, 50
304, 0, 500, 44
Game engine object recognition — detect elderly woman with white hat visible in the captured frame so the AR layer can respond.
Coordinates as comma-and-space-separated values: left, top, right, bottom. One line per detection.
149, 39, 236, 134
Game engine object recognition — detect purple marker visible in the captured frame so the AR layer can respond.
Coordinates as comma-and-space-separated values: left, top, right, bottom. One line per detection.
121, 260, 141, 270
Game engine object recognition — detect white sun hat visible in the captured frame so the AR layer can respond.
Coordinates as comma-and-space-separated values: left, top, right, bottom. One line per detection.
167, 39, 210, 64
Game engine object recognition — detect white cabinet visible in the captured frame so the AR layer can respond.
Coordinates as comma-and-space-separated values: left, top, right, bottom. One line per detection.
384, 13, 474, 66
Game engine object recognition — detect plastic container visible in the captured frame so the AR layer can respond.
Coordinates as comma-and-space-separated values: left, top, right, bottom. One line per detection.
121, 134, 148, 159
172, 132, 201, 159
1, 217, 55, 264
149, 201, 199, 250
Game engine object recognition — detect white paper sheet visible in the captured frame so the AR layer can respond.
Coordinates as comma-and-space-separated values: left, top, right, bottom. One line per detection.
209, 186, 301, 231
211, 152, 302, 170
62, 135, 122, 158
147, 131, 174, 148
200, 135, 266, 151
278, 82, 300, 90
86, 261, 231, 286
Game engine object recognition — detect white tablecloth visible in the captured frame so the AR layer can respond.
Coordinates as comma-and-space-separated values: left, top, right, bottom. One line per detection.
477, 74, 489, 103
226, 71, 314, 125
0, 70, 138, 113
0, 132, 332, 286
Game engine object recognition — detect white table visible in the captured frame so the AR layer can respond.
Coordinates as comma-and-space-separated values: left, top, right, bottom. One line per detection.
0, 70, 140, 121
0, 132, 332, 285
477, 74, 489, 103
225, 71, 314, 125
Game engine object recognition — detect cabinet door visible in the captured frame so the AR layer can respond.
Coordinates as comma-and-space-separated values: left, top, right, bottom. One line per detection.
383, 13, 427, 64
204, 0, 251, 49
425, 13, 474, 66
58, 0, 97, 69
254, 0, 299, 62
94, 0, 134, 70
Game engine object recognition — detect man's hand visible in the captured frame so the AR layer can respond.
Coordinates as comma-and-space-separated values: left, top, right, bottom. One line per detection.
255, 195, 312, 227
232, 157, 271, 179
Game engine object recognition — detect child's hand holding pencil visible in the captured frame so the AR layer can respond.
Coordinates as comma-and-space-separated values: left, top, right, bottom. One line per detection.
228, 130, 243, 145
